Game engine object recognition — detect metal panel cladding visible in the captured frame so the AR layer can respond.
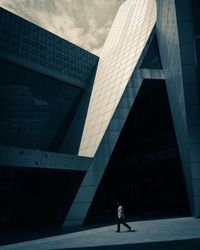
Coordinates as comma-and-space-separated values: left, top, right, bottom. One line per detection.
79, 0, 157, 157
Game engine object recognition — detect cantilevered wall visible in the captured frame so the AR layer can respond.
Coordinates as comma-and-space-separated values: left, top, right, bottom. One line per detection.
65, 0, 158, 226
79, 0, 157, 157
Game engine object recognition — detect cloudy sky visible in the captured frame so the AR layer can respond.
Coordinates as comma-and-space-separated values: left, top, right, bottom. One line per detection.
0, 0, 126, 55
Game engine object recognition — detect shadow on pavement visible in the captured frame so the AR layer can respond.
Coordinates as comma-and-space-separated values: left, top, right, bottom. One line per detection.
0, 223, 113, 246
120, 229, 137, 233
53, 238, 200, 250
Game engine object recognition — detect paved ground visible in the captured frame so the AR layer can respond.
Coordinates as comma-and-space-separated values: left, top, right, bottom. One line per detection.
0, 217, 200, 250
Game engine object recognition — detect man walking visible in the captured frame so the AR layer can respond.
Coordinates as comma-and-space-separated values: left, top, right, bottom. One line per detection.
116, 202, 131, 232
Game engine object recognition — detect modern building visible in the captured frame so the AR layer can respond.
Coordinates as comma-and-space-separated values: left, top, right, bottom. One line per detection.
0, 0, 200, 229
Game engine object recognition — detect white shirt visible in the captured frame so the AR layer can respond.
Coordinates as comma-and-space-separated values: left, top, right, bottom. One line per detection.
117, 205, 125, 219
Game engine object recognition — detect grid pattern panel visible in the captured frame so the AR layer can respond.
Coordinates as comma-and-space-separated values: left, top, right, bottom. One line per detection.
156, 0, 197, 215
79, 0, 157, 157
0, 8, 98, 86
0, 60, 83, 152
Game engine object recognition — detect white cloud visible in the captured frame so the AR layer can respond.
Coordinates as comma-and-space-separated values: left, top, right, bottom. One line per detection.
0, 0, 126, 55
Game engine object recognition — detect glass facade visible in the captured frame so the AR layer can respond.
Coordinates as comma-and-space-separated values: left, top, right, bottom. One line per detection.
79, 0, 157, 157
0, 60, 83, 152
0, 8, 98, 152
0, 166, 85, 229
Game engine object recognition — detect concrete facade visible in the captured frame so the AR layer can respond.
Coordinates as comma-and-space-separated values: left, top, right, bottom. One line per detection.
65, 0, 200, 226
156, 0, 200, 216
0, 0, 200, 229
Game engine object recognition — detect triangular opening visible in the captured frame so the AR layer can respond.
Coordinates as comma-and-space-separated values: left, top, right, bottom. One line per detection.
84, 79, 190, 225
140, 34, 162, 69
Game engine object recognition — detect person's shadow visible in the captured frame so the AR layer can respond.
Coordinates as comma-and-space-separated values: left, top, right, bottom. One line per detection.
121, 229, 137, 233
129, 229, 137, 232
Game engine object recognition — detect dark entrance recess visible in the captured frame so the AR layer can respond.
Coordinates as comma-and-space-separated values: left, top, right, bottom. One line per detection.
0, 166, 85, 229
85, 79, 190, 225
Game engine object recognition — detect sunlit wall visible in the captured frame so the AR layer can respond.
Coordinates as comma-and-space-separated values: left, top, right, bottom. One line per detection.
79, 0, 157, 157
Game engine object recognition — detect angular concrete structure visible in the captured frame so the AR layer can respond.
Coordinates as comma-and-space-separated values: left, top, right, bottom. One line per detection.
0, 0, 200, 229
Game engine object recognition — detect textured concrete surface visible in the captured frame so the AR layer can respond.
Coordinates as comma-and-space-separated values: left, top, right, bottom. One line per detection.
0, 217, 200, 250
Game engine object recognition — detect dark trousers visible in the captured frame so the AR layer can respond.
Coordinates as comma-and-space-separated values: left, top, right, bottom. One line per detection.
117, 218, 131, 232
